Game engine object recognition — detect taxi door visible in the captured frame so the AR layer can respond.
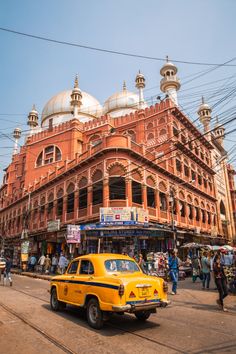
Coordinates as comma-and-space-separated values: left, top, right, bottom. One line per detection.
60, 260, 80, 304
77, 259, 95, 305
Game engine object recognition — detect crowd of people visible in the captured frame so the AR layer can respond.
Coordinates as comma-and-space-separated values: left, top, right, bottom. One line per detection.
27, 252, 69, 275
172, 248, 236, 312
1, 247, 236, 312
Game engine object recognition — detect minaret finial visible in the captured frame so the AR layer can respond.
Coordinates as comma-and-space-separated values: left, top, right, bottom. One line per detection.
123, 81, 127, 91
74, 75, 79, 88
202, 96, 204, 104
166, 55, 169, 62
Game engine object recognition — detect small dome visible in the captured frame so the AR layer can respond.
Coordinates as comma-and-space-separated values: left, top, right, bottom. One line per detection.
197, 97, 212, 114
160, 61, 178, 76
41, 90, 102, 127
103, 84, 147, 118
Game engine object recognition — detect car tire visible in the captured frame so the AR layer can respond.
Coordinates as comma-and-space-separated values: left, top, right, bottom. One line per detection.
135, 310, 151, 321
87, 298, 104, 329
50, 288, 66, 311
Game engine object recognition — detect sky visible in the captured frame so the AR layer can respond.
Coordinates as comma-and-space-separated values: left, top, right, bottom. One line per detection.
0, 0, 236, 180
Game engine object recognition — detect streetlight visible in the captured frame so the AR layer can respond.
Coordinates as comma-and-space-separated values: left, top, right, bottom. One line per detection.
170, 179, 195, 250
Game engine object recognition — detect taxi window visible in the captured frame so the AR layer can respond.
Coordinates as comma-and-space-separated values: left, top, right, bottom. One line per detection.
105, 259, 140, 273
67, 261, 79, 274
80, 260, 94, 275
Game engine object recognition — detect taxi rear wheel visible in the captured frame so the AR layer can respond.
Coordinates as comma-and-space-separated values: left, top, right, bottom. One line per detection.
87, 298, 104, 329
50, 288, 66, 311
135, 310, 151, 321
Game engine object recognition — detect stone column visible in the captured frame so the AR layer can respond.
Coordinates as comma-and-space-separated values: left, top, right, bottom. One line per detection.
125, 178, 132, 207
103, 177, 109, 207
87, 185, 93, 218
74, 190, 79, 220
62, 196, 67, 223
142, 185, 147, 209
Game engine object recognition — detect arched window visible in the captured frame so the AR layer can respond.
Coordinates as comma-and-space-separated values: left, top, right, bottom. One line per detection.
159, 192, 167, 211
173, 122, 179, 137
179, 201, 185, 217
109, 177, 126, 200
220, 201, 226, 215
79, 177, 88, 210
147, 133, 154, 140
67, 184, 75, 213
132, 180, 142, 204
57, 188, 64, 216
36, 146, 62, 167
127, 130, 136, 142
160, 129, 167, 136
92, 171, 103, 206
89, 134, 101, 146
147, 186, 155, 208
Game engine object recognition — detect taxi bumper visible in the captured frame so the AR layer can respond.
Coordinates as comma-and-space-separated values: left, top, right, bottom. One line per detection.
112, 300, 169, 312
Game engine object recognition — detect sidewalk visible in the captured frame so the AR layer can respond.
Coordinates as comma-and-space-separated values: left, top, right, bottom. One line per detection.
11, 268, 52, 281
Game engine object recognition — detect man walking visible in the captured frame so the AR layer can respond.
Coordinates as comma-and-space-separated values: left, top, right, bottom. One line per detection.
201, 251, 211, 290
4, 255, 12, 286
168, 250, 179, 295
58, 253, 68, 274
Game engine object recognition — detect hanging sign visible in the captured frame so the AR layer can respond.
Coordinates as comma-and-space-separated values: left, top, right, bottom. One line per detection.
66, 225, 81, 244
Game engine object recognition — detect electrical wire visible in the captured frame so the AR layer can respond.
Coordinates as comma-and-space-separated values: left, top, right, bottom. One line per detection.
1, 26, 236, 67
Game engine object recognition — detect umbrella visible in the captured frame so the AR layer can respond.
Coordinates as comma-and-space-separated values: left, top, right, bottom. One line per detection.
222, 245, 233, 251
181, 242, 205, 249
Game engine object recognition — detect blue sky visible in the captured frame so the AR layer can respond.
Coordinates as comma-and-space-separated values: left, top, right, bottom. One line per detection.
0, 0, 236, 179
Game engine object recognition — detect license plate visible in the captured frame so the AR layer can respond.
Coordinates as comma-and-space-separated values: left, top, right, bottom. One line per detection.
139, 287, 150, 297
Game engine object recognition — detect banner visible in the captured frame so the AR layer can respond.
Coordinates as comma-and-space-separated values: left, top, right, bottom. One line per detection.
100, 207, 149, 225
47, 220, 60, 232
66, 225, 81, 244
21, 241, 30, 254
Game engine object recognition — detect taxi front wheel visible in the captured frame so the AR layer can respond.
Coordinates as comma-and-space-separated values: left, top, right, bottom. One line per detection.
87, 298, 104, 329
135, 310, 151, 321
50, 288, 66, 311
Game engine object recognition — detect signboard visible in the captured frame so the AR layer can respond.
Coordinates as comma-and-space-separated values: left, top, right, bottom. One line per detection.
66, 225, 81, 244
21, 241, 30, 254
100, 207, 149, 225
47, 220, 60, 232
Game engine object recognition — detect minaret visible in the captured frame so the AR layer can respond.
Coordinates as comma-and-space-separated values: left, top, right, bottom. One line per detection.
160, 56, 181, 105
123, 80, 127, 91
214, 116, 225, 146
27, 104, 39, 135
12, 127, 22, 155
70, 75, 82, 118
197, 97, 212, 134
135, 70, 146, 108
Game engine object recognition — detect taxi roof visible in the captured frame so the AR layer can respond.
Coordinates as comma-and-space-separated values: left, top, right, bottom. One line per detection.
73, 253, 133, 262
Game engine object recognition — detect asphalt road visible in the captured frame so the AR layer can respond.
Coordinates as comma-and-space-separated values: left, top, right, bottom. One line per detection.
0, 274, 236, 354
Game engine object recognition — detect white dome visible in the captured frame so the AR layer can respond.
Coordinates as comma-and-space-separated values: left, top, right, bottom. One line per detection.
103, 88, 147, 118
41, 90, 102, 127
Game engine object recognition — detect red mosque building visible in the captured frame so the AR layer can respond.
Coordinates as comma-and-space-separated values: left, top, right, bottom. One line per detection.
0, 61, 234, 263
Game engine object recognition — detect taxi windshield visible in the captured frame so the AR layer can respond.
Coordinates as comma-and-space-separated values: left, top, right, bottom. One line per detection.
105, 259, 140, 273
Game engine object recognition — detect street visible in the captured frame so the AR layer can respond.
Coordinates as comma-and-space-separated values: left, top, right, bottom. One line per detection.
0, 275, 236, 354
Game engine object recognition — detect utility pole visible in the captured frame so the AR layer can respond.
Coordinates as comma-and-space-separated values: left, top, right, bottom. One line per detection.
169, 186, 177, 250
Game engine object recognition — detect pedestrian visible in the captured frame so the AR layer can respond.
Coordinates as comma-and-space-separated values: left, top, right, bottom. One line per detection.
28, 254, 37, 272
44, 254, 51, 274
191, 255, 201, 283
58, 253, 68, 274
168, 250, 179, 295
201, 251, 211, 290
38, 254, 46, 274
213, 254, 228, 312
51, 254, 58, 274
138, 253, 145, 271
4, 255, 12, 286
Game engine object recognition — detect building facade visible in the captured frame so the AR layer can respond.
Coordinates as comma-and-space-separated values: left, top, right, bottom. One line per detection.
0, 62, 235, 262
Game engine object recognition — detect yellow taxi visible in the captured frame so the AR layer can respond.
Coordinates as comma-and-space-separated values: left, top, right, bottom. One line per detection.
50, 253, 168, 329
